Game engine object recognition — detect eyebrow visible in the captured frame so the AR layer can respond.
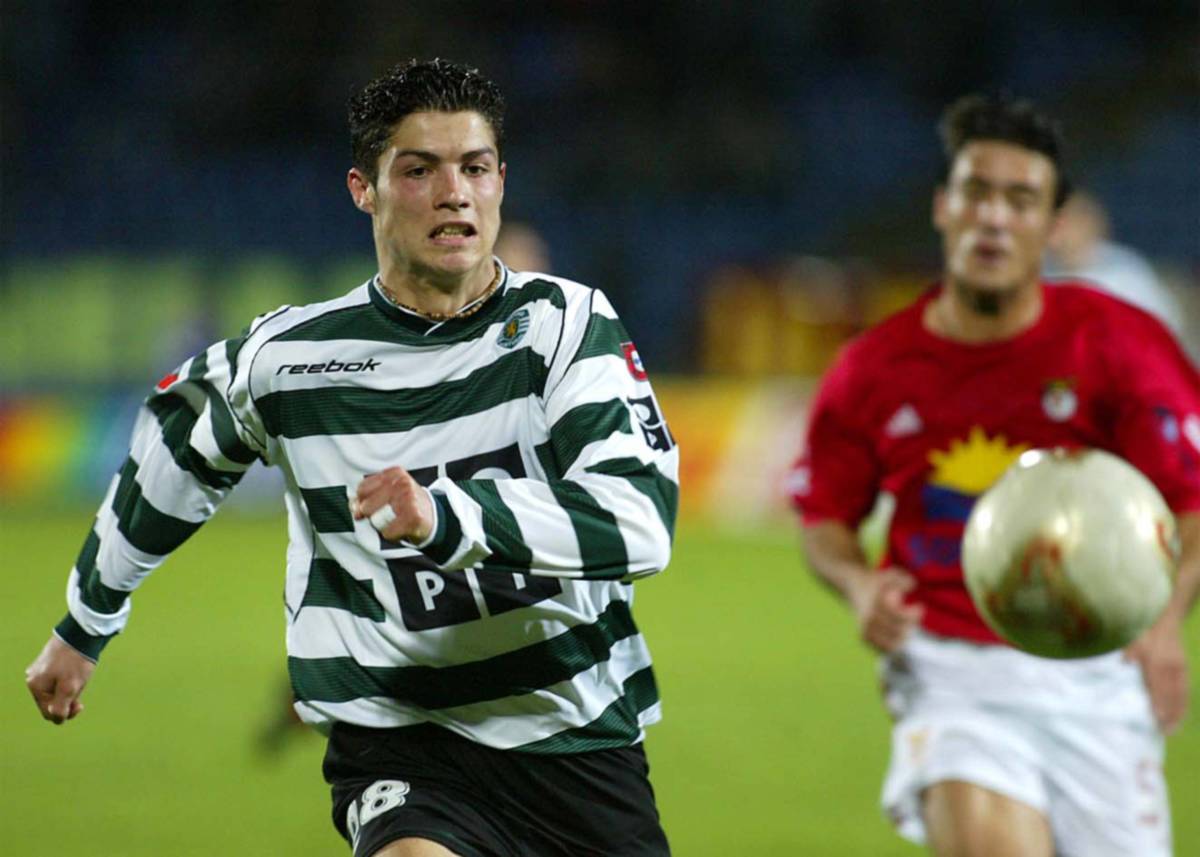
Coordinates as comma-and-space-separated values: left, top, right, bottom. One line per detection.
393, 147, 497, 164
962, 176, 1043, 196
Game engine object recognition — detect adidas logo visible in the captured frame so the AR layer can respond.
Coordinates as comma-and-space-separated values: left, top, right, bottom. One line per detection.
885, 404, 923, 438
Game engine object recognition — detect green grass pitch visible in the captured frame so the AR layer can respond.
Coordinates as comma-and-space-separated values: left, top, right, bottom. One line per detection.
3, 509, 1197, 855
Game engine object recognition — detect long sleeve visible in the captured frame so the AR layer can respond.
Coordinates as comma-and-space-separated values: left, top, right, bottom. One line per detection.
418, 289, 679, 581
55, 325, 273, 660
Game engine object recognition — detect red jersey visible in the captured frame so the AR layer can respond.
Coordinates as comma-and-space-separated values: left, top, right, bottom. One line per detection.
791, 282, 1200, 643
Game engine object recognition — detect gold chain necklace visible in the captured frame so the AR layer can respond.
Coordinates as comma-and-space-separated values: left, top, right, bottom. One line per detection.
378, 263, 502, 322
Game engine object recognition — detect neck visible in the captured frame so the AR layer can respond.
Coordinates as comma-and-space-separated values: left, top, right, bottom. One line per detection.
926, 278, 1043, 344
377, 259, 499, 320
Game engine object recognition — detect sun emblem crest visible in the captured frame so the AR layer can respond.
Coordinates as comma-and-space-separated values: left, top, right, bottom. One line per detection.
496, 307, 530, 349
927, 426, 1029, 495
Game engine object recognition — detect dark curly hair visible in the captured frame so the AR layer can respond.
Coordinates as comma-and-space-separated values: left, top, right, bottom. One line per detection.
348, 58, 506, 183
939, 94, 1071, 208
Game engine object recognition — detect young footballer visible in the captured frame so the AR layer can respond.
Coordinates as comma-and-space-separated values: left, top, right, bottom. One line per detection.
26, 59, 678, 857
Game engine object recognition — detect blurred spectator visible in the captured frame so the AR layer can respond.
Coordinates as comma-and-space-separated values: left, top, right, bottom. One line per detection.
1045, 190, 1183, 331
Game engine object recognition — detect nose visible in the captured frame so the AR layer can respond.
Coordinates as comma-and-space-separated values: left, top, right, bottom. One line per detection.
434, 167, 468, 211
975, 194, 1011, 230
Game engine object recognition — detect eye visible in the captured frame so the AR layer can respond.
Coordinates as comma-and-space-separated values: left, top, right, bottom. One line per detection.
464, 163, 489, 176
1008, 191, 1037, 211
962, 180, 989, 202
404, 166, 431, 178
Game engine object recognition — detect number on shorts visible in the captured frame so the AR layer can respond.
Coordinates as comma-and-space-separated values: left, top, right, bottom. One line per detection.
348, 778, 411, 848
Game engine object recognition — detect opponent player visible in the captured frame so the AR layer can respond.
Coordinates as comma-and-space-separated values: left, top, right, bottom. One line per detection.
25, 59, 678, 857
791, 94, 1200, 856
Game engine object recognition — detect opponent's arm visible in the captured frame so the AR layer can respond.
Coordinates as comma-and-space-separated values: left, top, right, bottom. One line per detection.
25, 328, 270, 724
802, 519, 923, 653
1104, 308, 1200, 732
1126, 510, 1200, 733
791, 340, 922, 653
353, 289, 677, 582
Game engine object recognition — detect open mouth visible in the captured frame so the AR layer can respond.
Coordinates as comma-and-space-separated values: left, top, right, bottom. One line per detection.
973, 243, 1007, 263
429, 223, 476, 239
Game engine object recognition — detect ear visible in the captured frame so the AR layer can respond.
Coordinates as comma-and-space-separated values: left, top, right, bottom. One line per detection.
347, 168, 376, 215
931, 185, 948, 232
498, 161, 506, 201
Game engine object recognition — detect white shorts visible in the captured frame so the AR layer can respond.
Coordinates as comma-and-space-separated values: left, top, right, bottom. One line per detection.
880, 630, 1171, 857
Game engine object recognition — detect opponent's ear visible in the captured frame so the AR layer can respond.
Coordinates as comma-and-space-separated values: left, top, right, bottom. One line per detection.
348, 169, 376, 215
932, 185, 948, 232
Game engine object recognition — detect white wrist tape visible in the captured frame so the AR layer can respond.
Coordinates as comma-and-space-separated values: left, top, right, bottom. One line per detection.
368, 504, 398, 532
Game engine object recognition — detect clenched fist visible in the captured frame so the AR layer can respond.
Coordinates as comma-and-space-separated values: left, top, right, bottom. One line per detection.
27, 635, 95, 725
350, 467, 436, 544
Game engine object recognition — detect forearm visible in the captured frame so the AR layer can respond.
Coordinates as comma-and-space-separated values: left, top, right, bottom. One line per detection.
801, 519, 877, 607
1163, 511, 1200, 624
60, 393, 248, 658
423, 459, 677, 581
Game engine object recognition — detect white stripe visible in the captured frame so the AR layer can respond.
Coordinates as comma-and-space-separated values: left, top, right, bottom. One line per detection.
293, 633, 655, 748
66, 569, 132, 635
286, 579, 629, 664
282, 397, 547, 490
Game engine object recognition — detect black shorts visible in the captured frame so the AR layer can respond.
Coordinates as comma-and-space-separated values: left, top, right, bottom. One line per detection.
324, 722, 671, 857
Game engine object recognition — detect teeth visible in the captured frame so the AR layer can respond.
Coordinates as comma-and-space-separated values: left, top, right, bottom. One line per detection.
435, 225, 470, 237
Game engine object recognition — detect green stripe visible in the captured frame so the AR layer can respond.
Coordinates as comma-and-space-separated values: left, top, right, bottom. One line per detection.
422, 491, 463, 565
457, 481, 533, 571
551, 481, 629, 579
299, 486, 354, 533
300, 558, 385, 620
274, 278, 565, 346
570, 311, 629, 365
159, 346, 257, 467
257, 347, 548, 439
197, 380, 260, 465
551, 399, 633, 474
147, 395, 244, 489
534, 439, 561, 480
514, 666, 659, 753
585, 457, 678, 540
54, 613, 115, 661
111, 457, 203, 555
289, 599, 639, 709
75, 528, 129, 614
185, 348, 210, 383
225, 331, 247, 378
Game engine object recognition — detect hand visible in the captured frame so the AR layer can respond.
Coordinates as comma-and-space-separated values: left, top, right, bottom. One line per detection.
849, 568, 925, 653
351, 467, 435, 544
26, 635, 96, 724
1125, 613, 1189, 734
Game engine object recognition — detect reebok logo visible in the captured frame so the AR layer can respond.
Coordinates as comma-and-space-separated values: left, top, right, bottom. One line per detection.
276, 358, 381, 375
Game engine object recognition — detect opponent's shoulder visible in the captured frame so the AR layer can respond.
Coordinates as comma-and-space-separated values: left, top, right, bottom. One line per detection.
828, 289, 933, 382
1044, 279, 1173, 339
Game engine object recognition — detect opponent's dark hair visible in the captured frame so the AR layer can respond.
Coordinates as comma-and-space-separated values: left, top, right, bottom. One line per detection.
348, 58, 505, 182
938, 94, 1071, 208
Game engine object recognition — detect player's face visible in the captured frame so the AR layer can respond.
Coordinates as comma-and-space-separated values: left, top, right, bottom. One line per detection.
934, 141, 1058, 300
351, 110, 505, 285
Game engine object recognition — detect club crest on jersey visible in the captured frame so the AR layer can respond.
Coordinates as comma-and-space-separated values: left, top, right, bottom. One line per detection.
1041, 379, 1078, 422
621, 342, 648, 381
497, 308, 530, 349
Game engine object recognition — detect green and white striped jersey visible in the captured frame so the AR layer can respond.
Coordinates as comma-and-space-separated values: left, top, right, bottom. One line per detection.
55, 263, 679, 753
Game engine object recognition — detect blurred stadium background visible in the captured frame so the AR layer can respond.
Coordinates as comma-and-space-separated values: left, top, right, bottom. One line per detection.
2, 3, 1197, 854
